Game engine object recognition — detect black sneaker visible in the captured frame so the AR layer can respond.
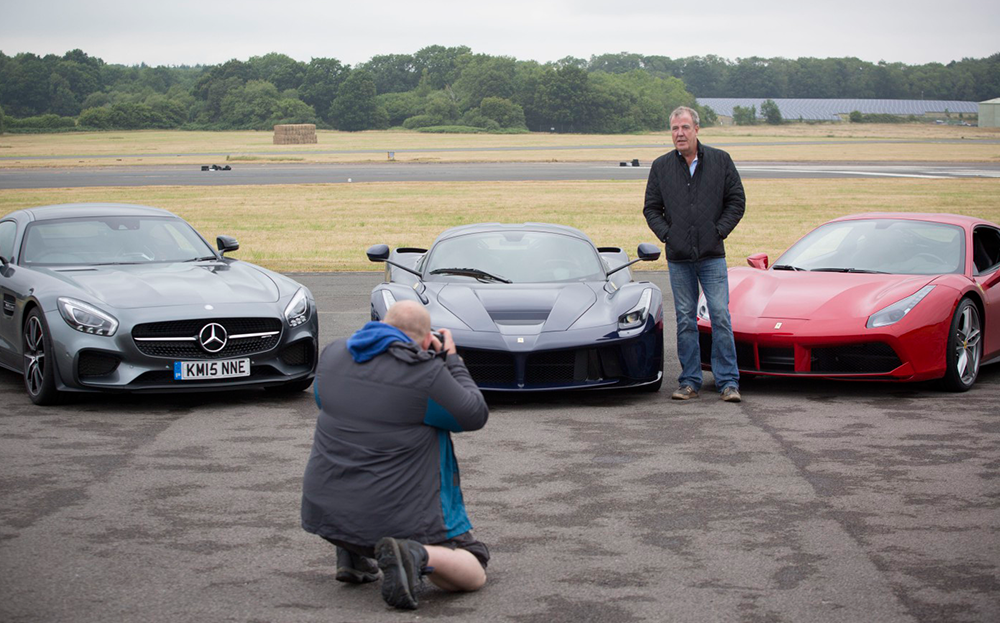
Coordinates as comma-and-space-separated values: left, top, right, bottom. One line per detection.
335, 547, 380, 584
375, 537, 429, 610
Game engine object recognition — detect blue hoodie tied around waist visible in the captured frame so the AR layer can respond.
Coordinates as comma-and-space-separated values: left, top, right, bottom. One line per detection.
346, 322, 413, 363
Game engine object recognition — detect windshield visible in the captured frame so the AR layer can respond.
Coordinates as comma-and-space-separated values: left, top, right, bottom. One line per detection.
21, 216, 217, 266
776, 219, 965, 275
423, 231, 606, 283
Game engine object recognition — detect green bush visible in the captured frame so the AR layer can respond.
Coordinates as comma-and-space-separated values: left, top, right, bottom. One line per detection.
761, 99, 783, 125
402, 114, 444, 129
695, 104, 718, 127
732, 105, 757, 126
459, 109, 488, 128
6, 114, 77, 130
479, 97, 526, 129
78, 107, 113, 129
849, 111, 907, 124
415, 125, 485, 134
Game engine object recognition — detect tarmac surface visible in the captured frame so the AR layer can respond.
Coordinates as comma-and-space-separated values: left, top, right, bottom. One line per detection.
2, 161, 1000, 189
1, 271, 998, 623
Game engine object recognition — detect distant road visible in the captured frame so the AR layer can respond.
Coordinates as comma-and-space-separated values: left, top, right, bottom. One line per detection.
2, 161, 999, 189
2, 138, 999, 163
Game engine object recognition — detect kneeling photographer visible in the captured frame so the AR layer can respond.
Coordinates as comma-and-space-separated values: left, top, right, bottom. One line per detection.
301, 300, 490, 611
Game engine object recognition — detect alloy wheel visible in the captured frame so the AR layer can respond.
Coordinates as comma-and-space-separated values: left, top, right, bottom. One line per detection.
954, 303, 981, 386
23, 315, 47, 396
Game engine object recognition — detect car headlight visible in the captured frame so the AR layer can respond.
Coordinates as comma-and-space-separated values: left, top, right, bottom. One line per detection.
696, 291, 710, 321
381, 289, 397, 311
284, 288, 311, 328
57, 297, 119, 336
619, 288, 653, 330
866, 285, 935, 328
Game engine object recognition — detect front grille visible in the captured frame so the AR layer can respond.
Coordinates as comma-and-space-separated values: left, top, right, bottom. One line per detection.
812, 343, 901, 374
457, 348, 516, 384
525, 350, 577, 384
132, 317, 282, 360
280, 340, 314, 367
78, 351, 120, 377
523, 348, 623, 384
736, 341, 756, 370
759, 346, 795, 372
699, 331, 902, 375
699, 333, 757, 370
459, 346, 630, 387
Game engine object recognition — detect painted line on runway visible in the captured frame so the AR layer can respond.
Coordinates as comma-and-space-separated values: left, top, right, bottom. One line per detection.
738, 166, 949, 179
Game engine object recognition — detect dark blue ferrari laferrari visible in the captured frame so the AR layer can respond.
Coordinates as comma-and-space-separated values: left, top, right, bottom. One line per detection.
367, 223, 664, 392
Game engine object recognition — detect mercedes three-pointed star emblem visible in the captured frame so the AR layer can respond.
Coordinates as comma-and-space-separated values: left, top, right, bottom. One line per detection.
198, 323, 228, 353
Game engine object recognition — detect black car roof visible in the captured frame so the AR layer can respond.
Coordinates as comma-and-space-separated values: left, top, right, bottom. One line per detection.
9, 203, 177, 222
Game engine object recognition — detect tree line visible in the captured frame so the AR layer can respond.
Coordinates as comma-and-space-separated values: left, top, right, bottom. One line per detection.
1, 48, 997, 133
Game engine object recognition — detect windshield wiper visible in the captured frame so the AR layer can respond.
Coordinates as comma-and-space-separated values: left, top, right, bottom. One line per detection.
183, 256, 218, 262
811, 267, 889, 274
429, 267, 512, 283
91, 261, 143, 266
772, 264, 805, 271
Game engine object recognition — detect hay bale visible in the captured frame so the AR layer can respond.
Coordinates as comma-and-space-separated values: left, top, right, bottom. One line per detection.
273, 124, 317, 145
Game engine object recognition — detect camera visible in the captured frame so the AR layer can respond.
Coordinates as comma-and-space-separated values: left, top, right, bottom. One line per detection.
431, 330, 444, 344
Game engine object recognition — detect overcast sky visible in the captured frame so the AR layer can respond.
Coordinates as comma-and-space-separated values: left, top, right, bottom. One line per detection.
2, 1, 998, 68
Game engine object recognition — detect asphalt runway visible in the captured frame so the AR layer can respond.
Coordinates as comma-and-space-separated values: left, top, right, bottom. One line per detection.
2, 272, 998, 623
2, 161, 1000, 189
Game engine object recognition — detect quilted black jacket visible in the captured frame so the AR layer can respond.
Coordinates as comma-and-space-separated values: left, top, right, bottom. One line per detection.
643, 141, 746, 263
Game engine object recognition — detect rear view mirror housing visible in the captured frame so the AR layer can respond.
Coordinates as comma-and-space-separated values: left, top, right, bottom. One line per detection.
217, 235, 239, 255
637, 243, 661, 262
747, 253, 769, 270
366, 244, 390, 262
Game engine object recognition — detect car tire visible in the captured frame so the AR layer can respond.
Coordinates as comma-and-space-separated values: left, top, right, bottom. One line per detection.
23, 308, 62, 405
941, 298, 981, 392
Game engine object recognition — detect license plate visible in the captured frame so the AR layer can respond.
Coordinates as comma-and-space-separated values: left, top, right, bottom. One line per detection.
174, 358, 250, 380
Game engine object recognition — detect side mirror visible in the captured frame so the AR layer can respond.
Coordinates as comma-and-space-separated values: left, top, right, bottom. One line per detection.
606, 243, 662, 277
747, 253, 769, 270
637, 242, 661, 262
366, 244, 390, 262
367, 244, 423, 280
217, 235, 239, 255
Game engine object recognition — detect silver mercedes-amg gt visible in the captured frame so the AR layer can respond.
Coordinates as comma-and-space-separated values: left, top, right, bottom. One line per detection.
0, 203, 318, 405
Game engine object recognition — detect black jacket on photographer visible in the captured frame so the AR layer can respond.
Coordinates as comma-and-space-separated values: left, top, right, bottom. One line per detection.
643, 141, 746, 263
301, 322, 489, 548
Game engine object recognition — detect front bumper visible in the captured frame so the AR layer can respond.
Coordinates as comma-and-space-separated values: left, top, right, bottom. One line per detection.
696, 313, 949, 382
453, 319, 662, 391
45, 305, 318, 394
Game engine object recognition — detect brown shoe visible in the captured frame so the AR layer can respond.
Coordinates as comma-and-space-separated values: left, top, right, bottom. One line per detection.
671, 386, 699, 400
720, 386, 742, 403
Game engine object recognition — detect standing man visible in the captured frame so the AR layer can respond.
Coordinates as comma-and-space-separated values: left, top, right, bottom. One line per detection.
301, 300, 490, 610
643, 106, 745, 403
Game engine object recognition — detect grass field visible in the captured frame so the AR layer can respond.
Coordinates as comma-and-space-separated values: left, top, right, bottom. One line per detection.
1, 124, 998, 167
2, 178, 998, 272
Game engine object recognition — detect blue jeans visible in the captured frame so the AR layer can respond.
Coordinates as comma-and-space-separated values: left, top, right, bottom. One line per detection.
668, 257, 739, 392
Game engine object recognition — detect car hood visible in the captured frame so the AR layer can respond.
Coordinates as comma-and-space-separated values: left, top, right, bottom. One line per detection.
728, 268, 940, 320
44, 261, 280, 309
434, 282, 599, 332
